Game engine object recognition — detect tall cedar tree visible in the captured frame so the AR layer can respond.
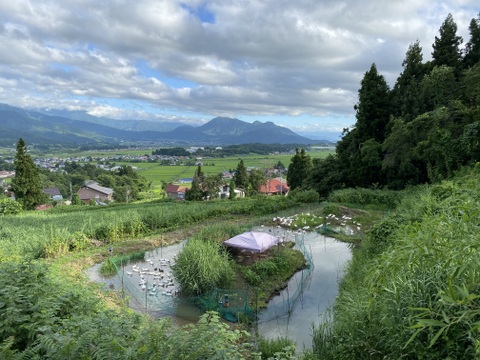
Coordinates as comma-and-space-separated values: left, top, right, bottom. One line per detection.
185, 164, 204, 201
287, 148, 312, 190
12, 138, 47, 210
391, 41, 426, 122
432, 14, 463, 71
335, 64, 390, 188
354, 63, 391, 143
233, 160, 248, 189
464, 14, 480, 68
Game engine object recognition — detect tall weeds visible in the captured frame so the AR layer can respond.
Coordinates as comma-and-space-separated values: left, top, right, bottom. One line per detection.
0, 197, 301, 261
311, 169, 480, 359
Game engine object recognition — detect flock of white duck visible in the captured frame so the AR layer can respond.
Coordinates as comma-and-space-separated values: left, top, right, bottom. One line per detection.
125, 257, 179, 297
272, 212, 362, 234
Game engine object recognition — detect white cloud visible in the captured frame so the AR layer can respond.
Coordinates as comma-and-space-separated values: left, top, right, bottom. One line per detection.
0, 0, 478, 135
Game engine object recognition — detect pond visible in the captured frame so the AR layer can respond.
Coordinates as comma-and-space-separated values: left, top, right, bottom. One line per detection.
87, 228, 352, 349
251, 227, 352, 351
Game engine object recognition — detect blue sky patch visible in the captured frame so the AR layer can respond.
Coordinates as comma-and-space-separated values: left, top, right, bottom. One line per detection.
180, 3, 215, 24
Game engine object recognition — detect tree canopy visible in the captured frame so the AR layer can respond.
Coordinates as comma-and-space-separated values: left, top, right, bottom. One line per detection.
287, 148, 312, 191
432, 13, 463, 71
303, 13, 480, 198
11, 138, 47, 210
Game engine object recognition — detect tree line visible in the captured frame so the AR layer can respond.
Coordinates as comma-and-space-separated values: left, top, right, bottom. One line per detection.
185, 159, 270, 200
292, 13, 480, 197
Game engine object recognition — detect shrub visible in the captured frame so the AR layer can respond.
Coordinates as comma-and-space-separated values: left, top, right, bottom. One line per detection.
288, 189, 320, 203
328, 188, 402, 208
321, 202, 340, 216
0, 198, 22, 215
172, 238, 235, 295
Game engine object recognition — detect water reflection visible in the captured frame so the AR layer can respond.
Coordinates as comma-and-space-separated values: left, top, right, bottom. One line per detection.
253, 229, 352, 351
87, 229, 352, 350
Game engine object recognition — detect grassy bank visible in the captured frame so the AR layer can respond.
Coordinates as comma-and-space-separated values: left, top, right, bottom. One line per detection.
0, 196, 301, 263
308, 168, 480, 359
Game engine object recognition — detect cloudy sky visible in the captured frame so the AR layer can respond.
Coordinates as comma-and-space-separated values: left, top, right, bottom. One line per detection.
0, 1, 478, 139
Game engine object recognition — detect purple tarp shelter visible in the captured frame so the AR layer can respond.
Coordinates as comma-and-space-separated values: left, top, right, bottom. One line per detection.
223, 231, 280, 253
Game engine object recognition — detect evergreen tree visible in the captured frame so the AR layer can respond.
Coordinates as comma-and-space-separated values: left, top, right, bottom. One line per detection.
185, 164, 205, 201
12, 138, 47, 210
233, 160, 248, 189
464, 13, 480, 68
354, 63, 391, 142
228, 180, 237, 199
305, 154, 343, 198
432, 14, 463, 71
391, 41, 426, 121
461, 62, 480, 107
419, 65, 457, 111
287, 148, 312, 190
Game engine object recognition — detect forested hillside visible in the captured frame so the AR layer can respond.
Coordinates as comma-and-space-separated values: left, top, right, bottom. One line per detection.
302, 13, 480, 360
304, 13, 480, 197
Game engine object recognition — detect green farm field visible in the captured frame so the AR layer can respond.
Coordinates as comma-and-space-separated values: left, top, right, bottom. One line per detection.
119, 149, 334, 189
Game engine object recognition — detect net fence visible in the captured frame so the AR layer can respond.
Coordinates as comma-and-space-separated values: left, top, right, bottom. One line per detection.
108, 229, 314, 322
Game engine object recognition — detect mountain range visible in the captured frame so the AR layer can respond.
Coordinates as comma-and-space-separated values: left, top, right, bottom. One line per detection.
0, 103, 328, 147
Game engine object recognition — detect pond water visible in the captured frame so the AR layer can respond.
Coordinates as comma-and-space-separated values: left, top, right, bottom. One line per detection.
251, 227, 352, 351
86, 228, 352, 349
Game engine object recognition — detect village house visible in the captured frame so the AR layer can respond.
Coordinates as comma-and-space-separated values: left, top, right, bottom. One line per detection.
218, 184, 245, 199
260, 178, 289, 196
0, 170, 15, 179
165, 184, 187, 201
43, 187, 64, 202
77, 182, 114, 204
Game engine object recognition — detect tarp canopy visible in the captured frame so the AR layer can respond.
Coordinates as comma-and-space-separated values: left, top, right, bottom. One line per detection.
223, 231, 279, 253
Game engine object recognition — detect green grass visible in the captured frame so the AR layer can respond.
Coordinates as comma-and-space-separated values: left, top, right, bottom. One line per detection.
0, 196, 308, 262
311, 168, 480, 359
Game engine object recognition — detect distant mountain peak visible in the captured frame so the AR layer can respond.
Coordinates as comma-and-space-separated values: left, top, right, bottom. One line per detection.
0, 104, 319, 146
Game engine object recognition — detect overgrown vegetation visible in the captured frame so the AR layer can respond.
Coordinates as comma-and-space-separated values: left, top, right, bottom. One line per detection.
240, 246, 306, 307
1, 12, 479, 359
173, 237, 235, 295
309, 168, 480, 359
0, 195, 313, 262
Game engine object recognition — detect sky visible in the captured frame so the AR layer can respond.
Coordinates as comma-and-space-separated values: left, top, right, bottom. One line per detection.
0, 1, 478, 140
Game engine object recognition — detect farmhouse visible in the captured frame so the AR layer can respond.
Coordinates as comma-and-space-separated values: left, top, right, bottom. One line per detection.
77, 182, 113, 204
260, 178, 289, 196
43, 187, 63, 201
165, 184, 187, 201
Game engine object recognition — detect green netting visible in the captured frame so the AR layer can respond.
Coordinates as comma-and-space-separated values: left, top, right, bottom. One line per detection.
316, 223, 338, 236
196, 288, 253, 323
107, 229, 314, 322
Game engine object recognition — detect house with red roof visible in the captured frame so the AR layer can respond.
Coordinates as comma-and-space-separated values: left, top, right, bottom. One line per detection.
260, 178, 289, 196
165, 184, 187, 201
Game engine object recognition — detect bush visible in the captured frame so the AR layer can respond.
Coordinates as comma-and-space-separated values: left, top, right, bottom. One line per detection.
0, 198, 22, 215
172, 238, 235, 295
363, 216, 401, 255
328, 188, 402, 208
288, 189, 320, 203
321, 202, 340, 217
